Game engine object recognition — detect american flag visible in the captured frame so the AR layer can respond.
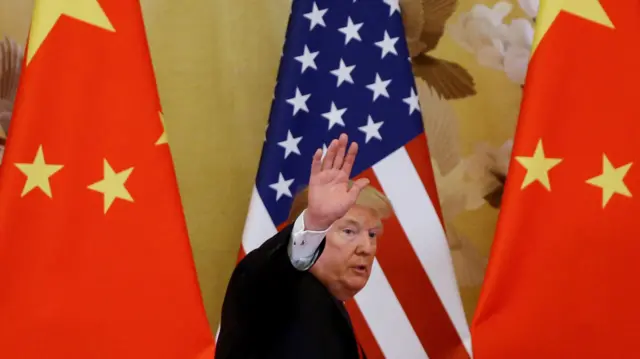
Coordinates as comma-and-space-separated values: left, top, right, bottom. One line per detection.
231, 0, 471, 357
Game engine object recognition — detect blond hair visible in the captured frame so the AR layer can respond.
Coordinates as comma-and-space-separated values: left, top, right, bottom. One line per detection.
287, 181, 393, 224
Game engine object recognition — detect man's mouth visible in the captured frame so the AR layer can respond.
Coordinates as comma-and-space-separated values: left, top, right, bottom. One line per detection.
352, 265, 368, 274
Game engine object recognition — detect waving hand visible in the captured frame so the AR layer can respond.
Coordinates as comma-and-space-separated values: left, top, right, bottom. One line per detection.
304, 134, 370, 231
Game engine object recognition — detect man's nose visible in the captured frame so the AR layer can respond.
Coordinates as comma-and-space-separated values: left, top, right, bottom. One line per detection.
355, 233, 374, 255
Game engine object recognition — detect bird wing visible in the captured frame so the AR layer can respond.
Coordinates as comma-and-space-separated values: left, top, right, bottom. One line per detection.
416, 77, 461, 175
420, 0, 458, 52
412, 54, 476, 100
400, 0, 428, 57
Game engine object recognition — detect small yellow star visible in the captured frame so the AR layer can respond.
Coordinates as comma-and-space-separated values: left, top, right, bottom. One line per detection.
14, 145, 63, 197
586, 154, 632, 208
515, 139, 563, 191
155, 112, 168, 146
532, 0, 613, 54
27, 0, 115, 64
87, 159, 134, 214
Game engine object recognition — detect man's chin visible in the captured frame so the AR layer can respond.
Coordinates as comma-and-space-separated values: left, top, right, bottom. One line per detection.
344, 277, 369, 295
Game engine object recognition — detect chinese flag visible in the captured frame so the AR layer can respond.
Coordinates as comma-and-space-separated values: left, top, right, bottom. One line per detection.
471, 0, 640, 357
0, 1, 214, 358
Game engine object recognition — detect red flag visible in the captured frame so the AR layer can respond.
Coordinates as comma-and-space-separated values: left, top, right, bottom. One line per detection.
0, 1, 214, 358
471, 0, 640, 357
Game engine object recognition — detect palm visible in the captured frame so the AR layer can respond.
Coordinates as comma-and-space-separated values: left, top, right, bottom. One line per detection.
305, 134, 369, 230
309, 169, 352, 220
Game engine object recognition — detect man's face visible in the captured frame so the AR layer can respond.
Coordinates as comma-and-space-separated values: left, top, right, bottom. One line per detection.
311, 205, 382, 300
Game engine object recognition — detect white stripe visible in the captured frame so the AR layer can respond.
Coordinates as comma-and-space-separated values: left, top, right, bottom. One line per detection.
355, 259, 429, 359
464, 336, 474, 358
241, 186, 278, 252
373, 147, 472, 355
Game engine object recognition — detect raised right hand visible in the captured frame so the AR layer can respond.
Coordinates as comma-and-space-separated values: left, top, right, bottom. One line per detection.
304, 133, 370, 231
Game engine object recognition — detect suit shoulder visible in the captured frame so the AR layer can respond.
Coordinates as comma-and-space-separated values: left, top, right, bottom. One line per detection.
230, 223, 295, 277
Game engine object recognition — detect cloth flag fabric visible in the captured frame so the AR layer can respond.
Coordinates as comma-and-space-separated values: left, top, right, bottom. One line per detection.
229, 0, 470, 358
0, 1, 214, 358
471, 0, 640, 357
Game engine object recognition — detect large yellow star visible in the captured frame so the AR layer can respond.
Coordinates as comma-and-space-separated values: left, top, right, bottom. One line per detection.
87, 159, 134, 214
586, 154, 632, 208
27, 0, 115, 64
155, 112, 168, 146
14, 145, 63, 198
515, 139, 562, 191
532, 0, 614, 54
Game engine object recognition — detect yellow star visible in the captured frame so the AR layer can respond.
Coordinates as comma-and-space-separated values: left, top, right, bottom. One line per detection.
532, 0, 614, 54
87, 159, 134, 214
27, 0, 115, 64
586, 154, 632, 208
155, 112, 168, 146
14, 145, 63, 198
515, 139, 562, 191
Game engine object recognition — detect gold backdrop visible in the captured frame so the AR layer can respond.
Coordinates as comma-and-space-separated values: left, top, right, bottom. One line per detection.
0, 0, 533, 329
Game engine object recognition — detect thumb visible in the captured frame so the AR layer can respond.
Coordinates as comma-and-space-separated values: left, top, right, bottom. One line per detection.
348, 178, 370, 198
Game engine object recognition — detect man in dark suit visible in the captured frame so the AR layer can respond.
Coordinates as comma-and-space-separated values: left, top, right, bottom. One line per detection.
215, 133, 393, 359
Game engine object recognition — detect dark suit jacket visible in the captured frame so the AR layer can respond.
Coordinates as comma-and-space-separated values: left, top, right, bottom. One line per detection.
215, 223, 364, 359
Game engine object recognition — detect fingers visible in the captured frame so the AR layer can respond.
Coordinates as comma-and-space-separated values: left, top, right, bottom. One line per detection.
332, 134, 348, 170
341, 141, 359, 177
321, 133, 348, 171
317, 133, 358, 175
348, 177, 370, 197
310, 148, 323, 176
321, 139, 338, 171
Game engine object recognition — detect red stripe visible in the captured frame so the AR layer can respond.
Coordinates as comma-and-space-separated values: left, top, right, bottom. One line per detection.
345, 299, 385, 359
235, 247, 246, 263
277, 222, 288, 232
406, 133, 444, 225
356, 167, 469, 359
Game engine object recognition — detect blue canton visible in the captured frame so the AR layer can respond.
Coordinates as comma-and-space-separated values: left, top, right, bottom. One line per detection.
256, 0, 423, 226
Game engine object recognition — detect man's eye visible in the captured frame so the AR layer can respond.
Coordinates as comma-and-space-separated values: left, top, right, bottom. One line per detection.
343, 228, 355, 235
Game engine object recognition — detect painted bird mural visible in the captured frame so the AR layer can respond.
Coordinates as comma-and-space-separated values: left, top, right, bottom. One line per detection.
400, 0, 476, 100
